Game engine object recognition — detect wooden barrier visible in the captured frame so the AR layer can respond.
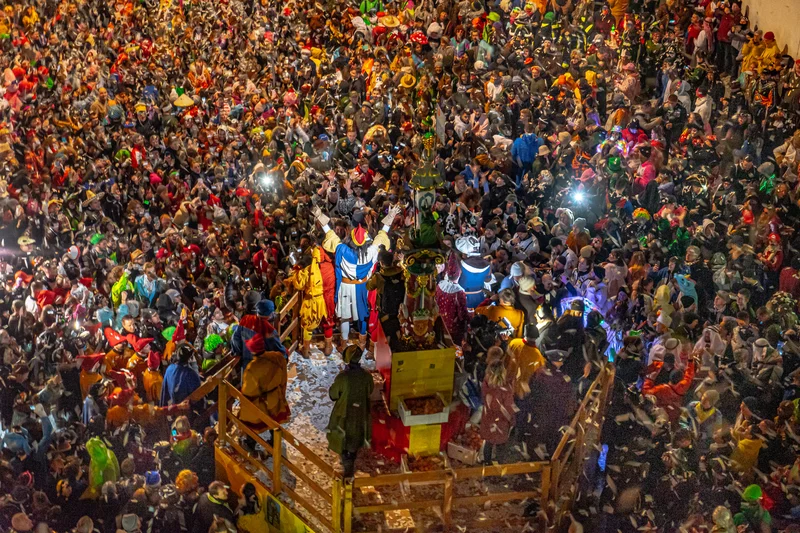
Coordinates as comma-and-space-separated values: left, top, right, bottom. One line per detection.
216, 364, 616, 533
275, 291, 302, 355
217, 380, 342, 532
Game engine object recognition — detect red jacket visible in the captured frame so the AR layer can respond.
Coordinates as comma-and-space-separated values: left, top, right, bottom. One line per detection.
642, 361, 695, 424
716, 14, 734, 42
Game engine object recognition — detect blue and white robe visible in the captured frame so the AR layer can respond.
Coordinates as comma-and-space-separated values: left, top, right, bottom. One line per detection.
458, 257, 491, 309
323, 227, 391, 322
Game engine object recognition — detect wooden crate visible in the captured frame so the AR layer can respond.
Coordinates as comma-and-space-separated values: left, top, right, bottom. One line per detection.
397, 393, 450, 427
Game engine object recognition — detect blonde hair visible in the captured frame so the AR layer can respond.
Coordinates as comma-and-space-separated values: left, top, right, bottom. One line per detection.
485, 347, 508, 387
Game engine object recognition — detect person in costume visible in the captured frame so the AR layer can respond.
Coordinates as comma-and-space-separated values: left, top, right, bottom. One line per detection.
435, 251, 470, 346
284, 245, 327, 358
84, 436, 120, 499
455, 235, 492, 310
312, 204, 401, 350
160, 343, 202, 407
239, 333, 290, 451
327, 345, 373, 478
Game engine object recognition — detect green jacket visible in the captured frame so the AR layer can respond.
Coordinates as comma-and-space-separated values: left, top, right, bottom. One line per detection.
327, 364, 374, 455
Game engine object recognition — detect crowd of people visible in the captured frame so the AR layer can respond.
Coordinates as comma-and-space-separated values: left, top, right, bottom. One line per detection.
1, 0, 800, 530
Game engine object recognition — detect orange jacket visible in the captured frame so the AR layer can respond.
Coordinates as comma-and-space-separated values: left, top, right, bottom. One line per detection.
642, 361, 695, 423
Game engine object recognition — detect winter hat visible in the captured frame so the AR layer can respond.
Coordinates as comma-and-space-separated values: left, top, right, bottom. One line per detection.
518, 276, 538, 296
146, 351, 161, 370
657, 313, 672, 328
121, 513, 140, 532
342, 345, 363, 364
245, 333, 266, 354
105, 327, 128, 348
145, 471, 161, 489
444, 252, 461, 281
256, 299, 276, 317
764, 32, 775, 41
11, 513, 33, 532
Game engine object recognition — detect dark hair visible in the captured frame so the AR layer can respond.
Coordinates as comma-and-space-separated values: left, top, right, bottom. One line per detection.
240, 482, 260, 515
176, 344, 194, 365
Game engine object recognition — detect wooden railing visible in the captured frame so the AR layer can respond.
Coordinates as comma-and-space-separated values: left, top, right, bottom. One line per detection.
548, 365, 616, 528
275, 291, 302, 355
214, 365, 616, 532
187, 354, 240, 404
217, 379, 343, 532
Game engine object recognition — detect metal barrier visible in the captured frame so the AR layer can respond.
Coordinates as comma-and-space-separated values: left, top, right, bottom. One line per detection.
213, 364, 616, 533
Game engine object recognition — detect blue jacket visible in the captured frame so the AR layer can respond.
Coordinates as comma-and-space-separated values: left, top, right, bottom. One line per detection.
160, 362, 202, 406
230, 324, 287, 377
511, 133, 543, 166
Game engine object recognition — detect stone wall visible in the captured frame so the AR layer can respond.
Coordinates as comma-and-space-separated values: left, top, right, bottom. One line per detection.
743, 0, 800, 57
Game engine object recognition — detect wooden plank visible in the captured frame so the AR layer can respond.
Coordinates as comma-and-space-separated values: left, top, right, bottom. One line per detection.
227, 410, 276, 456
280, 430, 338, 478
343, 481, 354, 533
352, 469, 448, 488
201, 354, 239, 380
217, 381, 228, 445
280, 317, 300, 342
282, 457, 333, 503
331, 477, 342, 533
540, 464, 551, 510
452, 491, 540, 507
287, 340, 299, 355
452, 461, 546, 479
226, 436, 274, 482
282, 483, 333, 531
443, 471, 453, 531
354, 499, 444, 514
278, 292, 300, 320
273, 428, 283, 494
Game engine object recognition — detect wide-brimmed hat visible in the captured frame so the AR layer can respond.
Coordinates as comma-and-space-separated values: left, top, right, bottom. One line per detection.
82, 190, 105, 207
400, 74, 416, 89
380, 14, 400, 27
173, 93, 195, 107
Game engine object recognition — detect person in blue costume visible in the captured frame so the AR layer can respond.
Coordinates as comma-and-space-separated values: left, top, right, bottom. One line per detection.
455, 235, 492, 310
313, 205, 402, 350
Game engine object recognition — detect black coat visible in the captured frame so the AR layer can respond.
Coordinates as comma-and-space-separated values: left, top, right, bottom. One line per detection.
192, 493, 235, 533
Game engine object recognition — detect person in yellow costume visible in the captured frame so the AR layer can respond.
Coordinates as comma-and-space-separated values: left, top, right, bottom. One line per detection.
740, 31, 765, 76
757, 31, 781, 74
77, 353, 105, 399
475, 289, 526, 339
21, 6, 38, 29
285, 245, 327, 358
142, 351, 164, 404
104, 327, 133, 371
507, 325, 546, 398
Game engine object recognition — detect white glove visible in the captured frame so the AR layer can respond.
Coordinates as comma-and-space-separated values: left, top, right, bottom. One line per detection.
382, 205, 402, 227
311, 206, 330, 227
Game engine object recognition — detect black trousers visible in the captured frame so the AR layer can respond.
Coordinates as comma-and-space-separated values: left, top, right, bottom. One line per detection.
341, 450, 358, 478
